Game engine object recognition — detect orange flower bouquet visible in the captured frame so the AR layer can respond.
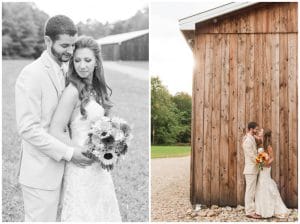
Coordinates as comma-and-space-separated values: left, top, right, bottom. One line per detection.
256, 151, 269, 171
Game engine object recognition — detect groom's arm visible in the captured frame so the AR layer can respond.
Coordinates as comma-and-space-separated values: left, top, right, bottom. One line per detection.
242, 138, 257, 163
15, 66, 73, 162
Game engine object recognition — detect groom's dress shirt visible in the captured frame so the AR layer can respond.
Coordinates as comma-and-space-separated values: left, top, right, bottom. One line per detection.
47, 53, 67, 94
242, 133, 258, 175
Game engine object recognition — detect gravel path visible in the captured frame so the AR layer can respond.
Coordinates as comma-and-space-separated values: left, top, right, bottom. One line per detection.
151, 156, 298, 222
151, 156, 191, 221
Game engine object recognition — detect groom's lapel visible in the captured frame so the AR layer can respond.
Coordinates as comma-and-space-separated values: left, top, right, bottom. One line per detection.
40, 51, 60, 96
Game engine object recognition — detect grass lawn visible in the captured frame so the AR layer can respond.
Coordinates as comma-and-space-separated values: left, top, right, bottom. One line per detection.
2, 59, 149, 222
151, 146, 191, 159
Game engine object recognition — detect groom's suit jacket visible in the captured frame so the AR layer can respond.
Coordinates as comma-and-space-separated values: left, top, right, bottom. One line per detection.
15, 51, 73, 190
242, 134, 259, 175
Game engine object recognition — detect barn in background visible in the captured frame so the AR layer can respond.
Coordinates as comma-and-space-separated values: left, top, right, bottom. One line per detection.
97, 29, 149, 61
179, 2, 298, 208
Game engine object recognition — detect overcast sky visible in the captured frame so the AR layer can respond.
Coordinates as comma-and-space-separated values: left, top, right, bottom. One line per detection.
34, 0, 148, 24
150, 1, 232, 95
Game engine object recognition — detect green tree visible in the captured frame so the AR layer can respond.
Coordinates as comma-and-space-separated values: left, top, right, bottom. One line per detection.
172, 92, 192, 143
151, 77, 180, 145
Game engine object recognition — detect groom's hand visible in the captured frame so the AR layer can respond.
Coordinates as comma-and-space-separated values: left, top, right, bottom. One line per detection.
71, 147, 93, 167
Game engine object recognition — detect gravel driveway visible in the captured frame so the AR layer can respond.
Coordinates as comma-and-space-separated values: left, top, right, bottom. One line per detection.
151, 156, 191, 221
151, 156, 298, 222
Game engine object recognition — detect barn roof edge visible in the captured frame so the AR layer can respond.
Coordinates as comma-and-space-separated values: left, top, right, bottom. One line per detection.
179, 2, 259, 31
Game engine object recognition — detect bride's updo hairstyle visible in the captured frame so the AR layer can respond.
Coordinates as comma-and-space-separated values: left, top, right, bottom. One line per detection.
263, 128, 272, 152
68, 36, 112, 119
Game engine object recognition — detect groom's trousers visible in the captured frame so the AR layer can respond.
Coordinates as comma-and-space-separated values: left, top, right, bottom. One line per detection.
21, 184, 61, 221
244, 174, 258, 215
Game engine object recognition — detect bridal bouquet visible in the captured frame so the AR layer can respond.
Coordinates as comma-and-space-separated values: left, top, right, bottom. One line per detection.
255, 148, 269, 171
84, 116, 132, 171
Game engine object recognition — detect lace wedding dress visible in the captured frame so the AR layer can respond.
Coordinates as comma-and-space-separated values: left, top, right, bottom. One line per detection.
255, 167, 289, 218
60, 100, 121, 222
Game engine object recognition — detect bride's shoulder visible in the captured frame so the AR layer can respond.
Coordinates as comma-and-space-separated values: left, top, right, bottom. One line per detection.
60, 83, 79, 107
64, 83, 79, 97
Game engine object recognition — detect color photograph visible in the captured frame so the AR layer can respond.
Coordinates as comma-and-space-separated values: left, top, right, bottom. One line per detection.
151, 1, 298, 222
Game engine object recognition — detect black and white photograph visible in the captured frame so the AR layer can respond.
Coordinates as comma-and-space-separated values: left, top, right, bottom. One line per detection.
2, 0, 149, 222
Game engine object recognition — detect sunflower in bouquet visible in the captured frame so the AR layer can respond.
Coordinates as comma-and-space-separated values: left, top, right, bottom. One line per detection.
84, 116, 132, 171
255, 148, 269, 171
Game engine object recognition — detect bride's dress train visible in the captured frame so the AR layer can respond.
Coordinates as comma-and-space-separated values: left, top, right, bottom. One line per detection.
60, 100, 121, 221
255, 167, 289, 218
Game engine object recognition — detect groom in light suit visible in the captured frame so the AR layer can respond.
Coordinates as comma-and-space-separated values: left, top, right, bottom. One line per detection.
242, 121, 261, 219
15, 15, 92, 221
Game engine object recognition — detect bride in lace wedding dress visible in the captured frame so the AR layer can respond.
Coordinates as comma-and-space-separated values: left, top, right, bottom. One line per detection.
49, 36, 121, 221
255, 128, 289, 219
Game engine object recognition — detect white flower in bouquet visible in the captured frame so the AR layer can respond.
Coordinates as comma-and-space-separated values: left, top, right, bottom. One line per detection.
84, 116, 132, 171
258, 147, 264, 153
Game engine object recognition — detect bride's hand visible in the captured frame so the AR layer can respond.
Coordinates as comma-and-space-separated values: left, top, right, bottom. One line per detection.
264, 161, 272, 167
71, 146, 93, 167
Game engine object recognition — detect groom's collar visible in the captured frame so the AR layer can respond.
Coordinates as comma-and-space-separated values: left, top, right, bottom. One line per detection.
45, 51, 61, 75
42, 51, 67, 75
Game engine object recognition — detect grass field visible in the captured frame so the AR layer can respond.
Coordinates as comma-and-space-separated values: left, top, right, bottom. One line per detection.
151, 146, 191, 159
2, 60, 149, 222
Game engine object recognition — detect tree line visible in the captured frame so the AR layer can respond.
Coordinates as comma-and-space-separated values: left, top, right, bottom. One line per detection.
151, 77, 191, 145
2, 2, 149, 58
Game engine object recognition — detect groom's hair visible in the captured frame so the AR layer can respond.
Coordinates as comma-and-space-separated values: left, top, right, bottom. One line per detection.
248, 121, 258, 130
44, 15, 77, 42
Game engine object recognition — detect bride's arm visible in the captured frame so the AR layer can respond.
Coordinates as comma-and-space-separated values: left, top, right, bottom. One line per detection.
49, 84, 78, 146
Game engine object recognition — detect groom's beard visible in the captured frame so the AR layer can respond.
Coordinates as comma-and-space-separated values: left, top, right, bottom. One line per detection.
51, 46, 72, 63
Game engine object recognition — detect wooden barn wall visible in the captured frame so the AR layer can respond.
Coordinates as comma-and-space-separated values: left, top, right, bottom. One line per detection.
196, 3, 297, 34
101, 44, 120, 61
191, 2, 297, 208
120, 34, 149, 60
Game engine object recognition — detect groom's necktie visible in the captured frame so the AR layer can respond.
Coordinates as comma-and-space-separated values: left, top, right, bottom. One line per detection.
60, 65, 68, 88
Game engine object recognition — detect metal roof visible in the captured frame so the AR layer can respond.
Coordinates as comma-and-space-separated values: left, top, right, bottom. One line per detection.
179, 2, 258, 30
97, 29, 148, 45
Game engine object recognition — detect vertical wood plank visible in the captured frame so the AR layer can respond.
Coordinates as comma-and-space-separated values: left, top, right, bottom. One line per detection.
263, 34, 272, 129
270, 33, 280, 183
211, 34, 221, 205
279, 33, 289, 203
248, 8, 256, 34
202, 34, 213, 205
239, 11, 249, 33
219, 34, 230, 206
193, 33, 206, 203
254, 34, 263, 126
236, 34, 246, 205
191, 47, 196, 204
287, 33, 298, 207
264, 6, 270, 33
288, 3, 298, 33
270, 3, 280, 32
245, 34, 256, 122
279, 3, 289, 33
255, 6, 266, 33
228, 34, 238, 206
